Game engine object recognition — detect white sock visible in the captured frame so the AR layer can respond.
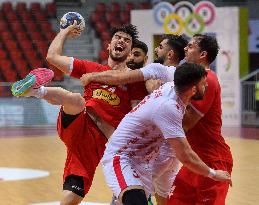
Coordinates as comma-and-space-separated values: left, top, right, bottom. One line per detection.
36, 86, 47, 98
24, 86, 47, 98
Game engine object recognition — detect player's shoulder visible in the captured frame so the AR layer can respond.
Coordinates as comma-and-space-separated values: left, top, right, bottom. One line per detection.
207, 70, 218, 80
207, 70, 220, 86
158, 85, 183, 109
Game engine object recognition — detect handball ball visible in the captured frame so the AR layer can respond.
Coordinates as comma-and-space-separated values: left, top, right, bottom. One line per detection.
60, 12, 85, 31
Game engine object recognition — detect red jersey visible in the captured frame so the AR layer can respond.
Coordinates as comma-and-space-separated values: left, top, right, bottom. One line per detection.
128, 81, 148, 101
186, 70, 232, 164
71, 59, 146, 128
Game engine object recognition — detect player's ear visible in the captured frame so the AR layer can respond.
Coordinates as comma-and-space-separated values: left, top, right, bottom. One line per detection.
144, 55, 148, 64
168, 50, 174, 61
107, 44, 111, 51
200, 51, 207, 60
191, 85, 197, 95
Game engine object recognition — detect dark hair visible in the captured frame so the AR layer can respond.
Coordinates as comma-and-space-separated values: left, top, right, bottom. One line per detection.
193, 34, 219, 64
174, 62, 207, 92
163, 34, 188, 62
132, 39, 148, 54
111, 24, 139, 42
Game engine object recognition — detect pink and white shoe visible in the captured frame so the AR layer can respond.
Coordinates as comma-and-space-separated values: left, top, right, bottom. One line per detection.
11, 68, 54, 97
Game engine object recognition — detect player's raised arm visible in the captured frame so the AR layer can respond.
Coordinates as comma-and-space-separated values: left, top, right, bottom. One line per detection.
46, 12, 85, 74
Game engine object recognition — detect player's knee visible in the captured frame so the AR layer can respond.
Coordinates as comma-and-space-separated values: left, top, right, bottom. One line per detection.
122, 189, 148, 205
60, 189, 83, 205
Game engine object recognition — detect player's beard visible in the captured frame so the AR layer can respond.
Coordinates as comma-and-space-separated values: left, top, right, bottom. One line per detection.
191, 89, 204, 100
153, 56, 165, 64
109, 50, 128, 62
126, 60, 145, 70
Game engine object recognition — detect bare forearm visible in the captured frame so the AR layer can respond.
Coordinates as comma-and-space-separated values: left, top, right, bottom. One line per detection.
47, 30, 67, 59
46, 30, 71, 74
169, 138, 231, 183
89, 70, 144, 85
178, 150, 210, 177
170, 138, 209, 177
89, 71, 123, 85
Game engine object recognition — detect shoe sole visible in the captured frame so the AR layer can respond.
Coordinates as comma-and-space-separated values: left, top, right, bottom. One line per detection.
11, 74, 36, 96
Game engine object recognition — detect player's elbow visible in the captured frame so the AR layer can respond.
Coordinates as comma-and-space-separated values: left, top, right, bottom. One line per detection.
46, 52, 55, 64
46, 47, 60, 63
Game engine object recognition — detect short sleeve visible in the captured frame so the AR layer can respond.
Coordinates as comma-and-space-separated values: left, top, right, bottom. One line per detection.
151, 102, 185, 139
140, 63, 175, 82
191, 71, 218, 115
70, 58, 110, 79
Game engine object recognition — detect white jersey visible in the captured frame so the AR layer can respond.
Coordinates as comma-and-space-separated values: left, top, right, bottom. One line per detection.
140, 63, 176, 82
141, 62, 179, 173
102, 82, 185, 164
102, 82, 185, 198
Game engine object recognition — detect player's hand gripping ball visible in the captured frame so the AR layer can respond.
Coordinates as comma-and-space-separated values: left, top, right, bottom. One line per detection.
60, 12, 85, 31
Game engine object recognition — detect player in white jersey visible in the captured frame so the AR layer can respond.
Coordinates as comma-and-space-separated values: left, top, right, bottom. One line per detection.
101, 63, 231, 205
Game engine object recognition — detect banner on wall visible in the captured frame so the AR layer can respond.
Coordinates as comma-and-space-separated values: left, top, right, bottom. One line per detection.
132, 1, 245, 127
153, 1, 216, 37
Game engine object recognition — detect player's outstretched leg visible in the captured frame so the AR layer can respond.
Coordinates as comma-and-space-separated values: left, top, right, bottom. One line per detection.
11, 68, 54, 97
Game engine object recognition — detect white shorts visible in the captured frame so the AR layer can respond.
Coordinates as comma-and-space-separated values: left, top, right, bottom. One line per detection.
102, 155, 153, 199
152, 154, 180, 198
102, 153, 179, 200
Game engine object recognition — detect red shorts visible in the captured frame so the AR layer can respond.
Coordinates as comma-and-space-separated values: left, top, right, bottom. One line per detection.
57, 108, 108, 195
168, 160, 233, 205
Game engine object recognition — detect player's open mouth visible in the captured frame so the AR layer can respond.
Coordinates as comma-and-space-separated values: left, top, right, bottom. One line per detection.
114, 45, 124, 52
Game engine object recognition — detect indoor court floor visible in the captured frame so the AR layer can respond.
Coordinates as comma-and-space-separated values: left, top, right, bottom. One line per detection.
0, 127, 258, 205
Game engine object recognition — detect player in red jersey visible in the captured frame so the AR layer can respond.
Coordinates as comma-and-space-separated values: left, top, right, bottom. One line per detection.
168, 34, 233, 205
126, 39, 149, 107
12, 23, 146, 205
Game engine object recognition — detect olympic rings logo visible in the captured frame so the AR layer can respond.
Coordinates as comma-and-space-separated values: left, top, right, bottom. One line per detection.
153, 1, 216, 36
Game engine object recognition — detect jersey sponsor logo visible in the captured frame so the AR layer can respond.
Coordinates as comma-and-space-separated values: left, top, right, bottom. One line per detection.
92, 89, 120, 106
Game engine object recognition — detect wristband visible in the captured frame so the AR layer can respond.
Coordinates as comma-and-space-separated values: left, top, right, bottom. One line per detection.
208, 168, 216, 178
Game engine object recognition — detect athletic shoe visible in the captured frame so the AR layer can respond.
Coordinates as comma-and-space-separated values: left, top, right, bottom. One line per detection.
148, 195, 154, 205
11, 68, 54, 97
110, 195, 120, 205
